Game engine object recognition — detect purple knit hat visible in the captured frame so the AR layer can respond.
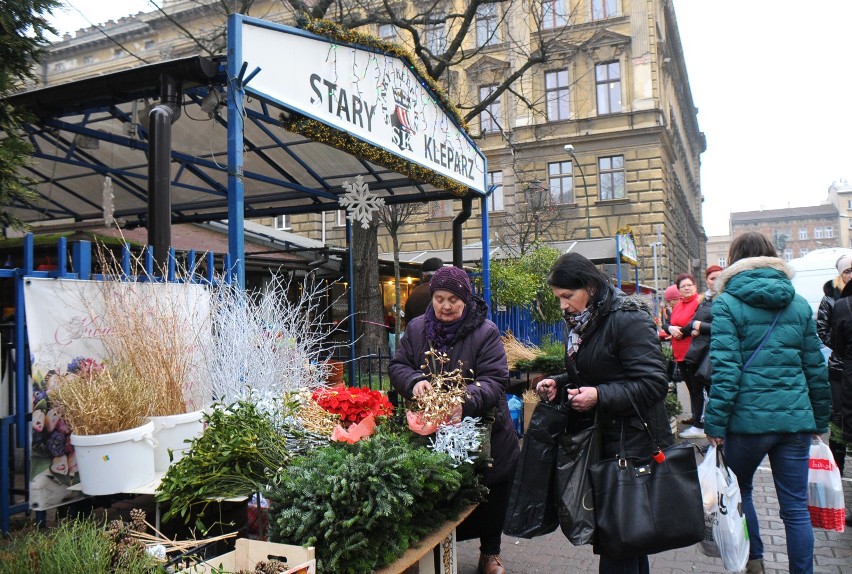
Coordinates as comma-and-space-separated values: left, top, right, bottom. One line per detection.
429, 266, 472, 303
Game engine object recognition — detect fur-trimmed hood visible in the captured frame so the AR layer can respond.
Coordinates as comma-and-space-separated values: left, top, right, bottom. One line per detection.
715, 256, 796, 311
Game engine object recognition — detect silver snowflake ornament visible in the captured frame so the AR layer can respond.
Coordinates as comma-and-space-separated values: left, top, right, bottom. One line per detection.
339, 175, 385, 229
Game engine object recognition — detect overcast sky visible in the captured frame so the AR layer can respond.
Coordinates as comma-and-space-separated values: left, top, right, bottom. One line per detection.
47, 1, 852, 238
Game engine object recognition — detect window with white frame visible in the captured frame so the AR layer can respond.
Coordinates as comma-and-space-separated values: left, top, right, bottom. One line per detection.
479, 85, 501, 133
815, 227, 823, 239
598, 155, 625, 200
487, 171, 504, 211
595, 62, 622, 114
825, 226, 834, 238
476, 4, 500, 47
848, 199, 852, 209
432, 199, 454, 218
545, 70, 570, 121
542, 0, 568, 29
783, 248, 793, 261
592, 0, 618, 20
336, 210, 347, 227
800, 248, 809, 257
548, 161, 574, 204
848, 219, 852, 229
798, 228, 808, 240
378, 24, 396, 40
718, 257, 727, 267
425, 18, 447, 54
274, 214, 291, 230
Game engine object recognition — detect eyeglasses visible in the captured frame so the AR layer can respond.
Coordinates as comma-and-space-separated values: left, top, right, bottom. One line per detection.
843, 268, 852, 275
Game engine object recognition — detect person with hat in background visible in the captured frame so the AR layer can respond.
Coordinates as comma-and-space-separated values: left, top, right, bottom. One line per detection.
659, 284, 683, 385
389, 265, 519, 574
680, 265, 724, 431
659, 284, 682, 340
818, 254, 852, 480
404, 257, 444, 326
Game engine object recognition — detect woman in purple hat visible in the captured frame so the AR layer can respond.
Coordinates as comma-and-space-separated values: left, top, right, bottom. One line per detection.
389, 265, 519, 574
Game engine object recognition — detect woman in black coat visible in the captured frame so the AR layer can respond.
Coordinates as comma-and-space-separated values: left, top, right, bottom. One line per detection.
389, 265, 519, 574
536, 252, 673, 574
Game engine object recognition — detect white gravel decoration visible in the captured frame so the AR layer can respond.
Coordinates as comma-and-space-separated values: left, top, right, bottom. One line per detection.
429, 417, 483, 466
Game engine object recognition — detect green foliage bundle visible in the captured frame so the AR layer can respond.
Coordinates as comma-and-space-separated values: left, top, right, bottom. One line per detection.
156, 400, 325, 531
515, 353, 565, 375
486, 246, 562, 323
664, 391, 682, 419
265, 425, 486, 573
0, 518, 160, 574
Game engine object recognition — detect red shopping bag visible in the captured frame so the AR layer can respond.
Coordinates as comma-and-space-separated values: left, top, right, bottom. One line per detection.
808, 437, 845, 532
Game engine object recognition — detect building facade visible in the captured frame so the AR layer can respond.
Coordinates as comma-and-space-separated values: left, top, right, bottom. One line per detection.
729, 204, 840, 261
35, 0, 705, 287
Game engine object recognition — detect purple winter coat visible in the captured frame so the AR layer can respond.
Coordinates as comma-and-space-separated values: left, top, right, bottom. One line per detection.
389, 296, 520, 485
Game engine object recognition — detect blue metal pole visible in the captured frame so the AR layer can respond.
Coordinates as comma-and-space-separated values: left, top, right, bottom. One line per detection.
346, 218, 356, 384
226, 14, 246, 289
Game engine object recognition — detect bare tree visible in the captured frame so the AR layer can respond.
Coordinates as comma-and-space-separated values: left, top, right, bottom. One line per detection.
492, 178, 574, 256
351, 218, 388, 361
377, 201, 424, 346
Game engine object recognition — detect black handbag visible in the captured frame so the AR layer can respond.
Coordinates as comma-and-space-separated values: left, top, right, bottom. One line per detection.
588, 395, 704, 558
555, 410, 598, 545
692, 349, 712, 387
503, 400, 570, 538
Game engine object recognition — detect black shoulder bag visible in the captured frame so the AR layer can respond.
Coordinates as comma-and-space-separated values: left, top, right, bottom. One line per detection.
588, 393, 705, 558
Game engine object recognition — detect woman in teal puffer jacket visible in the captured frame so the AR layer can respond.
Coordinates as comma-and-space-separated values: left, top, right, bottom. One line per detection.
705, 232, 830, 574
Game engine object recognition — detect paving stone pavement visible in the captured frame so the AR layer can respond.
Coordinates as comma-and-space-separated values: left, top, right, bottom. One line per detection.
457, 383, 852, 573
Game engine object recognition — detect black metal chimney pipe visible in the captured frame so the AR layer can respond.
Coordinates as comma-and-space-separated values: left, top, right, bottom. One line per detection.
452, 196, 473, 267
147, 73, 182, 267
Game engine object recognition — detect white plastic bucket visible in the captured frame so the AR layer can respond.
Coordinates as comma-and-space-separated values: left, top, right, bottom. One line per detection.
70, 421, 156, 496
149, 410, 204, 472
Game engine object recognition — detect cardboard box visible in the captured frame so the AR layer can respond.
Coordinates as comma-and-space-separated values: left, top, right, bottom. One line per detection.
180, 538, 316, 573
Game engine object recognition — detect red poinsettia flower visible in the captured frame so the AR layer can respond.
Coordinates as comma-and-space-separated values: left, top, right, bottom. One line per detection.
312, 385, 394, 424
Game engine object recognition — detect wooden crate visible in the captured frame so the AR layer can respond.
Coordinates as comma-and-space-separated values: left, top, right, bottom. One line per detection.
180, 538, 315, 573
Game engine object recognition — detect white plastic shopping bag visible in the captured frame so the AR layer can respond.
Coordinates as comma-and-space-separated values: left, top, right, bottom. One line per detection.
698, 444, 720, 514
697, 445, 722, 559
712, 457, 749, 572
808, 437, 845, 532
696, 446, 749, 572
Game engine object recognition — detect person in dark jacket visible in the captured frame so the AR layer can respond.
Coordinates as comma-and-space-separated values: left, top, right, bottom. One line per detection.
828, 278, 852, 526
403, 257, 444, 326
817, 254, 851, 472
535, 252, 673, 574
705, 232, 830, 574
681, 265, 724, 418
389, 265, 519, 574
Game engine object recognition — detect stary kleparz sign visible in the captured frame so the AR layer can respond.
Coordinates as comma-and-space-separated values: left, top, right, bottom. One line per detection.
239, 18, 486, 194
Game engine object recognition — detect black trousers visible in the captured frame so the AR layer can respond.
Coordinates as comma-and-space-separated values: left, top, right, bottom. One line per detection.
829, 371, 847, 473
456, 478, 512, 555
679, 361, 705, 428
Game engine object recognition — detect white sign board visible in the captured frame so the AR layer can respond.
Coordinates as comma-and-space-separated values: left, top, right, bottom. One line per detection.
239, 18, 486, 194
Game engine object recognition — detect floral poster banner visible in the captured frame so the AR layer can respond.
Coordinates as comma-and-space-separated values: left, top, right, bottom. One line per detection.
24, 278, 211, 510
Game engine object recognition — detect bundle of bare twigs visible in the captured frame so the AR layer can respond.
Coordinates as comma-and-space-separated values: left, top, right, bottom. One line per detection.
501, 333, 543, 370
50, 359, 156, 435
125, 508, 237, 559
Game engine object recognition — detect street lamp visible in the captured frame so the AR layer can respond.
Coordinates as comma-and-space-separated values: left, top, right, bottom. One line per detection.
564, 144, 591, 239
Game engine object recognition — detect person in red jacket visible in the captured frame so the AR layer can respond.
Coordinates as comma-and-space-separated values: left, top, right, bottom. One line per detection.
664, 273, 703, 438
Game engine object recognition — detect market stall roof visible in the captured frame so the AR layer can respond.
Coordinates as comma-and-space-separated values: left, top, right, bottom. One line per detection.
4, 56, 468, 227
